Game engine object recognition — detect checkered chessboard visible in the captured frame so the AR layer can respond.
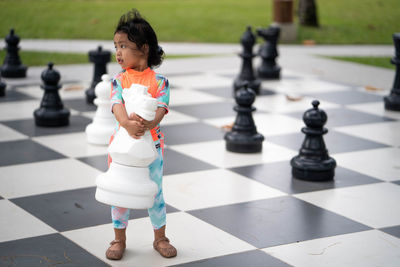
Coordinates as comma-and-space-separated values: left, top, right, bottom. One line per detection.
1, 66, 400, 267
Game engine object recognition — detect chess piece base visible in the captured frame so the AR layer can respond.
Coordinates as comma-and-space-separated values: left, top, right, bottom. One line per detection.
85, 118, 115, 145
291, 156, 336, 181
257, 66, 281, 80
95, 162, 158, 209
384, 93, 400, 111
225, 132, 264, 153
34, 108, 70, 127
1, 65, 27, 78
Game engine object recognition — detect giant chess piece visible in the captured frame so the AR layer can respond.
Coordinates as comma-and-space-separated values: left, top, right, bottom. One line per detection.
95, 84, 158, 209
291, 100, 336, 181
34, 63, 70, 127
85, 74, 116, 145
384, 33, 400, 111
233, 26, 261, 95
256, 25, 281, 79
225, 82, 264, 153
0, 73, 6, 97
0, 29, 27, 78
85, 46, 111, 104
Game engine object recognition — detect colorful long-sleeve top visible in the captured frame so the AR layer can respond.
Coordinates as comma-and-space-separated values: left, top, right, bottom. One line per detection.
110, 67, 170, 147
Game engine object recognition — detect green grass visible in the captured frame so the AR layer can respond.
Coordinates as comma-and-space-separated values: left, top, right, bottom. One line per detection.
0, 50, 216, 66
0, 0, 398, 44
326, 56, 395, 69
0, 50, 88, 66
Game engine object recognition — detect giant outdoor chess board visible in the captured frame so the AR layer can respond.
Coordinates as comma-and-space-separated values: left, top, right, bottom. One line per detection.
1, 67, 400, 267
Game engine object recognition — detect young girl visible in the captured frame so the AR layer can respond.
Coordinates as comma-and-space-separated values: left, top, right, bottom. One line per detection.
106, 9, 176, 260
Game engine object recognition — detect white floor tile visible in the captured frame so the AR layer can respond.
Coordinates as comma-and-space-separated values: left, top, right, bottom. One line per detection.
263, 230, 400, 267
0, 200, 56, 242
204, 113, 303, 137
162, 109, 199, 125
169, 140, 297, 168
347, 101, 400, 120
0, 159, 100, 198
254, 94, 339, 114
333, 147, 400, 182
33, 132, 108, 158
0, 124, 28, 142
294, 183, 400, 228
169, 73, 232, 90
169, 88, 227, 106
268, 78, 348, 94
62, 212, 255, 267
335, 121, 400, 146
164, 169, 286, 211
0, 100, 40, 121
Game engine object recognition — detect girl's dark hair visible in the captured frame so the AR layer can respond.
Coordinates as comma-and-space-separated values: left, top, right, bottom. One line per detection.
115, 9, 164, 68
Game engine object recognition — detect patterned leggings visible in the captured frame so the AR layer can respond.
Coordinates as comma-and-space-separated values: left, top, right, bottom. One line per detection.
109, 140, 166, 230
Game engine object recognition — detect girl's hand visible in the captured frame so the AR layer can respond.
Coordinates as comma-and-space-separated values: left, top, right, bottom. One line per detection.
122, 119, 145, 139
128, 112, 143, 123
142, 119, 154, 131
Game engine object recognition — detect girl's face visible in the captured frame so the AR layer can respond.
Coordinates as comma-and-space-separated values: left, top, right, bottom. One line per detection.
114, 32, 148, 71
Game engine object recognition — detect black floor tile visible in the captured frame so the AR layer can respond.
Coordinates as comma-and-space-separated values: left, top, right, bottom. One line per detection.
189, 196, 371, 248
0, 233, 109, 266
3, 115, 92, 137
0, 139, 66, 167
78, 154, 108, 172
380, 225, 400, 239
229, 161, 383, 194
162, 122, 224, 145
64, 98, 97, 112
286, 107, 395, 128
267, 130, 389, 154
10, 187, 178, 232
170, 249, 291, 267
392, 180, 400, 186
164, 148, 218, 175
0, 90, 35, 102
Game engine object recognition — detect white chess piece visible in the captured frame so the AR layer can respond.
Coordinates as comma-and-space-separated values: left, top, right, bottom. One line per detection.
95, 83, 159, 209
85, 74, 116, 145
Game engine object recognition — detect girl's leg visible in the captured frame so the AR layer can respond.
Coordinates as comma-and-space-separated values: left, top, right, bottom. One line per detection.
106, 206, 129, 260
148, 142, 177, 257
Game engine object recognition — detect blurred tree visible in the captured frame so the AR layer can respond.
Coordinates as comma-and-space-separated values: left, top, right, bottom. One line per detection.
298, 0, 319, 27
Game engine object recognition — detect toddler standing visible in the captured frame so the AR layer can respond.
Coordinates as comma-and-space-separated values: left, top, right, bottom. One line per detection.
106, 9, 176, 260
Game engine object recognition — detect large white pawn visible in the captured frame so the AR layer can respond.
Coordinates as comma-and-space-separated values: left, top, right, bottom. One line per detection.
86, 74, 116, 145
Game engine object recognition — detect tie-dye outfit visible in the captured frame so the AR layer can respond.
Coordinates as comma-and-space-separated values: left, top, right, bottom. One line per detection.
109, 67, 170, 230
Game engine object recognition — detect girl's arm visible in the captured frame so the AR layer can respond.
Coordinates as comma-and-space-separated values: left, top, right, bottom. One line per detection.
113, 103, 145, 139
136, 107, 166, 130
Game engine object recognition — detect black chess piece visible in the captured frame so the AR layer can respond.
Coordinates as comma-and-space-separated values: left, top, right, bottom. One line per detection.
0, 29, 27, 78
225, 82, 264, 153
384, 33, 400, 111
291, 100, 336, 181
85, 46, 111, 104
256, 25, 281, 79
0, 73, 6, 97
233, 26, 261, 95
34, 62, 70, 126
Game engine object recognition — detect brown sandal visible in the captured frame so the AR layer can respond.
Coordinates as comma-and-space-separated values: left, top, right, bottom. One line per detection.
105, 239, 126, 260
153, 237, 177, 258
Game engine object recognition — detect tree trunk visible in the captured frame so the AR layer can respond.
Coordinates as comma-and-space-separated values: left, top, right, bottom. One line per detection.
298, 0, 319, 27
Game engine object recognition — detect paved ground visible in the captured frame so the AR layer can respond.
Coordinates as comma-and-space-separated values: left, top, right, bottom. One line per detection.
1, 40, 399, 267
1, 39, 395, 90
